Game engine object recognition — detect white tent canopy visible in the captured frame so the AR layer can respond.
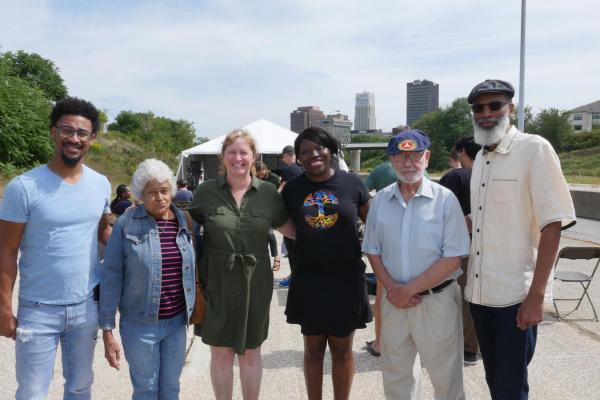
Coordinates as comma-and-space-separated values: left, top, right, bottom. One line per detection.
181, 119, 298, 157
177, 119, 298, 181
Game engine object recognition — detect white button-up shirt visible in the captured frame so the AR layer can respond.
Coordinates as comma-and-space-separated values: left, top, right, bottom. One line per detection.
465, 126, 576, 306
362, 178, 470, 284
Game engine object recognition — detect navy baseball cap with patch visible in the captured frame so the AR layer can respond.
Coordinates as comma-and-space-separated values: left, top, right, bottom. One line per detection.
387, 129, 431, 155
468, 79, 515, 104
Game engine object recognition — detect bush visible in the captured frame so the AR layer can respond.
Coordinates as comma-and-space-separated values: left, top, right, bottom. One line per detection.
562, 131, 600, 151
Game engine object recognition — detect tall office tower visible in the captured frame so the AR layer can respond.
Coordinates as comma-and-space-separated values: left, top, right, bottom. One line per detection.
354, 91, 376, 131
320, 113, 353, 144
406, 79, 439, 126
290, 106, 325, 133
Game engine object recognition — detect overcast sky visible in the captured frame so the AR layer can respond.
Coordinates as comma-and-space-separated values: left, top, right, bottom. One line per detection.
2, 0, 599, 138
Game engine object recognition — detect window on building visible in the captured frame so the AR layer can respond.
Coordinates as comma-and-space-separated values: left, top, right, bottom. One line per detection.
592, 113, 600, 120
592, 123, 600, 130
573, 113, 583, 121
574, 125, 583, 131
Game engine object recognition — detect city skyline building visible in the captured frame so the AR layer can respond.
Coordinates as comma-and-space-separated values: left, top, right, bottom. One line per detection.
354, 91, 376, 131
406, 79, 439, 126
320, 112, 353, 144
290, 106, 325, 133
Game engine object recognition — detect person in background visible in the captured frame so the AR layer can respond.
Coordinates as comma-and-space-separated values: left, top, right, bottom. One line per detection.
255, 161, 282, 271
100, 159, 196, 399
110, 183, 133, 216
439, 136, 481, 365
174, 179, 194, 203
0, 97, 112, 399
188, 130, 294, 400
465, 79, 576, 399
448, 148, 462, 169
363, 137, 402, 358
362, 129, 470, 400
282, 127, 371, 400
278, 145, 303, 287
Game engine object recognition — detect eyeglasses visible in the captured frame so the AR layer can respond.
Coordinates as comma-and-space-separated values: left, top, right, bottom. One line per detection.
57, 125, 94, 141
391, 151, 425, 163
471, 101, 510, 113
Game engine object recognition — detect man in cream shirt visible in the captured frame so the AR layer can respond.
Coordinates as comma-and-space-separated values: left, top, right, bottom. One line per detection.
465, 79, 576, 400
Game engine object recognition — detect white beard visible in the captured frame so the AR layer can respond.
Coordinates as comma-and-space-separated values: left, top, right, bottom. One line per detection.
396, 169, 424, 184
473, 113, 510, 146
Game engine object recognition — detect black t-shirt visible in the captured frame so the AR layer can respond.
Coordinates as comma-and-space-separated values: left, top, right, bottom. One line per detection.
280, 163, 303, 183
281, 170, 369, 270
439, 167, 472, 215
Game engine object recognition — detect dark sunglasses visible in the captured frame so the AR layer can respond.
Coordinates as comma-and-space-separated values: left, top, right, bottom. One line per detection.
471, 101, 510, 113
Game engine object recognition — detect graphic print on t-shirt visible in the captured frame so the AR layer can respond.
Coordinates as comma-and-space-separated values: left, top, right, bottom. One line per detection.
302, 190, 339, 229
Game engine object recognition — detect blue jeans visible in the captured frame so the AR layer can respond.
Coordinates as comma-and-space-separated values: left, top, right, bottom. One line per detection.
469, 302, 537, 400
120, 313, 187, 400
15, 295, 98, 400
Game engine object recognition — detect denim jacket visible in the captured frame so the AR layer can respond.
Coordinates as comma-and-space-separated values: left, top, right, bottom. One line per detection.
99, 205, 196, 329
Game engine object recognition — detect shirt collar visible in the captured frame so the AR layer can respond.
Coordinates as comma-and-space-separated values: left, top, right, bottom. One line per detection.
485, 125, 519, 155
389, 176, 434, 201
132, 204, 149, 219
217, 174, 260, 190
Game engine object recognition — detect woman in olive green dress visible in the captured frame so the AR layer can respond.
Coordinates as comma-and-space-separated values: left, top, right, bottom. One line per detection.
188, 129, 294, 400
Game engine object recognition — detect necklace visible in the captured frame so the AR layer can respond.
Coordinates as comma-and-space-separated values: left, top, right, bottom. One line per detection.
157, 218, 171, 234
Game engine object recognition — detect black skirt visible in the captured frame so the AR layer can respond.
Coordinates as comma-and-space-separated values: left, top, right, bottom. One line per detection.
285, 260, 373, 337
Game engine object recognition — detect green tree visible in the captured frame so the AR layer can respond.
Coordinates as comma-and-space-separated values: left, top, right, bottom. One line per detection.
1, 50, 68, 101
194, 136, 210, 145
109, 111, 196, 156
529, 108, 572, 150
0, 73, 53, 167
413, 98, 473, 170
510, 104, 536, 133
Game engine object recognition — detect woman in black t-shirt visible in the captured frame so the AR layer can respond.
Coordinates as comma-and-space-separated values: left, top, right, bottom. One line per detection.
281, 127, 371, 400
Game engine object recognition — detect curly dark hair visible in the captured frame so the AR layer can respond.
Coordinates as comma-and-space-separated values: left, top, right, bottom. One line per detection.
294, 127, 340, 158
49, 97, 100, 133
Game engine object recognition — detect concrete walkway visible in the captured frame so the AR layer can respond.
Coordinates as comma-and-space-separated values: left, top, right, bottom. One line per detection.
1, 219, 599, 399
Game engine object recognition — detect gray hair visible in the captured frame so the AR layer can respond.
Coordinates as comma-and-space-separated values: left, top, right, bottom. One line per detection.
130, 159, 177, 199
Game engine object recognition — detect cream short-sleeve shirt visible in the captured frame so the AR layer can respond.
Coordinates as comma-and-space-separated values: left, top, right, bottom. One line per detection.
465, 126, 576, 307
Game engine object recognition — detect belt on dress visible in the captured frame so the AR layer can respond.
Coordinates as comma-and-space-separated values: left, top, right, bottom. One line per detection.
418, 279, 454, 296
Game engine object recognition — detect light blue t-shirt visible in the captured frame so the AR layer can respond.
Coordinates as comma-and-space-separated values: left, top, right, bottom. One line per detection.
0, 165, 111, 304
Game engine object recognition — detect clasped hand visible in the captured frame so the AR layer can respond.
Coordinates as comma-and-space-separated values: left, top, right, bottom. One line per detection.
386, 284, 422, 309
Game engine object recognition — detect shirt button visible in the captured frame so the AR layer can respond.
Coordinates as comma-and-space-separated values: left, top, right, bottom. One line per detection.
476, 229, 480, 233
482, 183, 485, 187
486, 161, 490, 165
475, 274, 479, 278
477, 251, 480, 255
479, 206, 482, 210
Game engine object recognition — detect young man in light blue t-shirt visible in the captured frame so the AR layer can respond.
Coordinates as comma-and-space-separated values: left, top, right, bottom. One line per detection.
0, 97, 112, 399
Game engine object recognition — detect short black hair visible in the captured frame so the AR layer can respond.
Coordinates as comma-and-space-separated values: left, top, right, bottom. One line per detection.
449, 148, 460, 161
294, 127, 340, 158
454, 136, 481, 160
49, 97, 100, 133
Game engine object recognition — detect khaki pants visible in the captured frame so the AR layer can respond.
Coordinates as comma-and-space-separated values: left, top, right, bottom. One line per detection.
381, 282, 465, 400
457, 257, 479, 354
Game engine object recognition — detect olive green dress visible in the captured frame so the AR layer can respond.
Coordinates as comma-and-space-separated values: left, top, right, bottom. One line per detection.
188, 175, 288, 354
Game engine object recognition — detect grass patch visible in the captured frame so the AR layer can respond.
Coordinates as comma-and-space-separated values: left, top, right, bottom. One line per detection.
86, 131, 180, 193
559, 146, 600, 181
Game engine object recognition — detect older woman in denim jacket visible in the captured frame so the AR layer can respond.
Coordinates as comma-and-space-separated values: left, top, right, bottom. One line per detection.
99, 159, 196, 399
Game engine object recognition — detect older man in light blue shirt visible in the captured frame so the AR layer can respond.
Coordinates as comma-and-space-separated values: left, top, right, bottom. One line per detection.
362, 129, 470, 400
